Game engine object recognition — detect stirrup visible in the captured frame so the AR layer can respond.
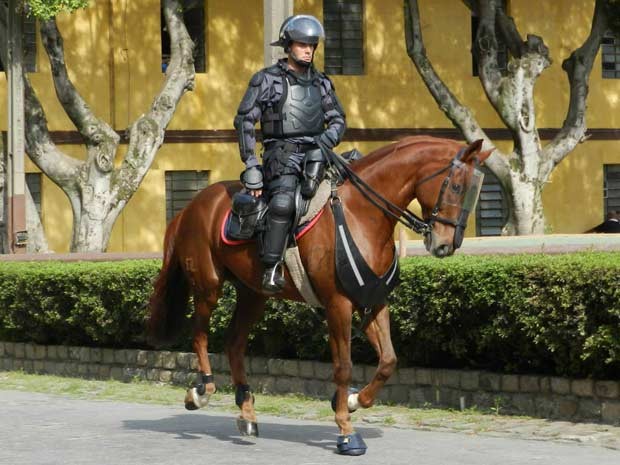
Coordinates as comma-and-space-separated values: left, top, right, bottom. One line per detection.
262, 263, 285, 293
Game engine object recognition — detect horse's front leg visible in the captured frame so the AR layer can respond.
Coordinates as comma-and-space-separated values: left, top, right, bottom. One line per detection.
354, 304, 397, 410
327, 296, 368, 456
185, 291, 220, 410
225, 285, 267, 437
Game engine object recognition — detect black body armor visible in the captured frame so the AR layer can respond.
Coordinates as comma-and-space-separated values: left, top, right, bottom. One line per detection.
261, 75, 324, 139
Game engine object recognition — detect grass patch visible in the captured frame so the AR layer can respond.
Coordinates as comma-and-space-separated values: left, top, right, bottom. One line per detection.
0, 371, 531, 432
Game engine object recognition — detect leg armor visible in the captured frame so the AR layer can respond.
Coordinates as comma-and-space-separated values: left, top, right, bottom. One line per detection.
262, 190, 296, 266
301, 149, 325, 198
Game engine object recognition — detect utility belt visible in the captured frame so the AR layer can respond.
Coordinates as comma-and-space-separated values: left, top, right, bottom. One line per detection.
263, 140, 319, 154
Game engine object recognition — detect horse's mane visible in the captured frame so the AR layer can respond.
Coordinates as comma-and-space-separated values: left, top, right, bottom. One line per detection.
350, 135, 457, 172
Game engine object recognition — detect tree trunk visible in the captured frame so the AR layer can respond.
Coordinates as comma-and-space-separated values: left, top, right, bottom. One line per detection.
1, 0, 195, 252
405, 0, 608, 235
26, 184, 49, 252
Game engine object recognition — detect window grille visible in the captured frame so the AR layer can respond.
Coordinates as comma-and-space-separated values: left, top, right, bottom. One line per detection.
165, 170, 209, 223
475, 166, 509, 236
323, 0, 364, 75
604, 164, 620, 214
602, 33, 620, 79
0, 15, 37, 72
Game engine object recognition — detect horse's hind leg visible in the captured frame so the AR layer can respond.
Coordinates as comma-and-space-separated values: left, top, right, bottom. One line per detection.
184, 289, 222, 410
354, 305, 397, 410
225, 284, 267, 437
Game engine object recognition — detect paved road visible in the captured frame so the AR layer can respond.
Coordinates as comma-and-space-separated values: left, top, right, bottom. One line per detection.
0, 391, 619, 465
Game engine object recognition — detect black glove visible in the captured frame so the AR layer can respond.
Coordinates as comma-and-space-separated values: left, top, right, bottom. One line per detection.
240, 166, 263, 190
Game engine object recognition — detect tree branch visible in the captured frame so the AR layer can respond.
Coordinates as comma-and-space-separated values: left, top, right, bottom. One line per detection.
23, 77, 82, 184
544, 0, 608, 167
39, 19, 120, 150
112, 0, 195, 211
474, 0, 503, 105
405, 1, 487, 142
404, 0, 510, 180
495, 5, 525, 58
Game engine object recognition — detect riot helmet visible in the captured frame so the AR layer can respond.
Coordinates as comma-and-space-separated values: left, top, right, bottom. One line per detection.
270, 15, 325, 52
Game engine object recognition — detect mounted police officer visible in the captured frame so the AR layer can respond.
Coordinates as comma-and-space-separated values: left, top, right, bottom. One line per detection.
234, 14, 347, 293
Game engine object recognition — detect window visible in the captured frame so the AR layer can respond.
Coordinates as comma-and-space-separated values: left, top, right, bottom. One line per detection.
471, 2, 508, 77
161, 0, 206, 73
165, 170, 209, 222
475, 166, 509, 236
602, 33, 620, 79
604, 164, 620, 215
0, 15, 37, 73
26, 173, 42, 219
323, 0, 364, 75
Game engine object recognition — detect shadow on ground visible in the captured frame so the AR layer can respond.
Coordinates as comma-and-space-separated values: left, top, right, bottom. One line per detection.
123, 413, 383, 452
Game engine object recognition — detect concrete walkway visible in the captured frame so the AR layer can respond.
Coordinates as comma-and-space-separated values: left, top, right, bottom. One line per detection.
402, 233, 620, 255
1, 390, 619, 465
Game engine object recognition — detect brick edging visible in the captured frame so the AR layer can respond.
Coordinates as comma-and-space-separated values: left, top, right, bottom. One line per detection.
1, 341, 619, 424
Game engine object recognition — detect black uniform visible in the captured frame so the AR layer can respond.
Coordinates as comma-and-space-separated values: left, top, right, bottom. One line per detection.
234, 58, 346, 269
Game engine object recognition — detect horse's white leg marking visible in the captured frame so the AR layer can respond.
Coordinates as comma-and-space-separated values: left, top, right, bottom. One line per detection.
190, 387, 211, 408
347, 392, 361, 412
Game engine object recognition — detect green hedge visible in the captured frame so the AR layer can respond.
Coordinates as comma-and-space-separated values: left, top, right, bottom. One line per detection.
0, 253, 619, 379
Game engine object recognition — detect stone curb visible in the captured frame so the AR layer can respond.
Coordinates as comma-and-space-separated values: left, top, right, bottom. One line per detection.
1, 341, 619, 424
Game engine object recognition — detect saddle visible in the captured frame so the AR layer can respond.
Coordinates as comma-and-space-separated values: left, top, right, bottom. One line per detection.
222, 180, 331, 246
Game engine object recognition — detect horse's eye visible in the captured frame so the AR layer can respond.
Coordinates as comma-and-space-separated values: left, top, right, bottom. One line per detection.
450, 183, 462, 194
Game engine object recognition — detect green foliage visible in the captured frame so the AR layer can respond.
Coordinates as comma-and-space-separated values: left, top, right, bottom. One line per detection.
25, 0, 89, 20
0, 260, 158, 347
0, 253, 619, 379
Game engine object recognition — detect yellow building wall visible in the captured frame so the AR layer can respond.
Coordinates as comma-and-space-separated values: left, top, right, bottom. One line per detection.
0, 0, 618, 251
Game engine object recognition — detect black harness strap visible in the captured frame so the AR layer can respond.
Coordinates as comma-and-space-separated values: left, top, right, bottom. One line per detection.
331, 196, 400, 310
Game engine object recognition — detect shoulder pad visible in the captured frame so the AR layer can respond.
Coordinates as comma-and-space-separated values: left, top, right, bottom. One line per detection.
264, 63, 284, 76
321, 73, 335, 90
249, 70, 266, 87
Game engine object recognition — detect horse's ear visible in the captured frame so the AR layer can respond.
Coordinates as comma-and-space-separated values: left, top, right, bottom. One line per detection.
475, 149, 494, 165
461, 139, 494, 165
459, 139, 483, 162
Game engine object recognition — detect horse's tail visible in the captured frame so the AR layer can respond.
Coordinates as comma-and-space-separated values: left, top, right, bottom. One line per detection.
147, 212, 190, 347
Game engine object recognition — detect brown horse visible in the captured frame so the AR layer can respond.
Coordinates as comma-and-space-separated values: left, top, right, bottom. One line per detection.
148, 135, 491, 455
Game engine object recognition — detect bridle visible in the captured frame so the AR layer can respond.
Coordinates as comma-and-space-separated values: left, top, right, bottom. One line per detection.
322, 143, 475, 248
413, 148, 473, 248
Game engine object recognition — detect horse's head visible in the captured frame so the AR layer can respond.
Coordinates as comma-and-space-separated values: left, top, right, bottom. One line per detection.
415, 140, 493, 258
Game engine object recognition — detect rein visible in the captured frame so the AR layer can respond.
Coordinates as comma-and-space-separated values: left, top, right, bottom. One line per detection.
319, 142, 466, 236
319, 142, 431, 235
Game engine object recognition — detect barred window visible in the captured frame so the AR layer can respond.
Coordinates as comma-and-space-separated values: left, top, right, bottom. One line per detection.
475, 166, 509, 236
604, 164, 620, 214
602, 33, 620, 79
471, 2, 508, 77
26, 173, 42, 219
323, 0, 364, 75
161, 0, 206, 73
165, 170, 209, 223
0, 15, 37, 73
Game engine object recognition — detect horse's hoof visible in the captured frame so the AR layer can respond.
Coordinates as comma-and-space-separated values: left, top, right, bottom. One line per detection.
184, 401, 199, 411
184, 386, 211, 410
236, 417, 259, 437
331, 387, 360, 413
337, 432, 367, 456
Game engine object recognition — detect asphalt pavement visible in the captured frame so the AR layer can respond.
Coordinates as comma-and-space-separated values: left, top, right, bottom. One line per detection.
0, 390, 619, 465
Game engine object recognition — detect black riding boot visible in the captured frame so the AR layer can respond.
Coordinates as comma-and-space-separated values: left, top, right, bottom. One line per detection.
261, 192, 295, 292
